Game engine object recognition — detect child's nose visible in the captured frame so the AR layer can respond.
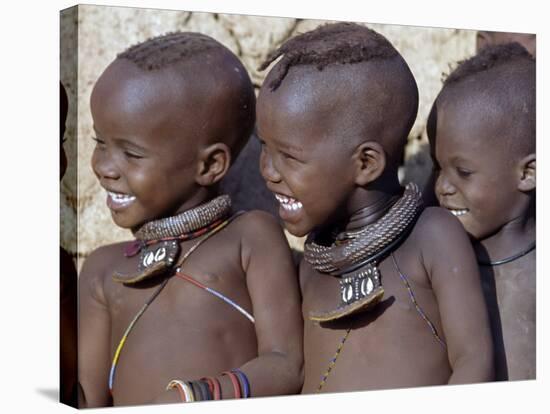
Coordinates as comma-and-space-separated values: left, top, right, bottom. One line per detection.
91, 148, 120, 181
435, 172, 456, 196
259, 146, 282, 183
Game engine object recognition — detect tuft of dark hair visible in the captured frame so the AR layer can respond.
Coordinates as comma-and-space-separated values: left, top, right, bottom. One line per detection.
444, 42, 534, 85
258, 22, 398, 90
118, 31, 223, 71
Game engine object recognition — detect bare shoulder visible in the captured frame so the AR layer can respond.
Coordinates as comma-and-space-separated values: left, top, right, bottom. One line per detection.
233, 209, 286, 244
410, 207, 474, 274
79, 241, 129, 298
411, 207, 471, 252
232, 210, 294, 277
413, 207, 467, 242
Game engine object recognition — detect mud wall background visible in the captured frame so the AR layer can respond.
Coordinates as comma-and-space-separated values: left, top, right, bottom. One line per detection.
60, 4, 477, 269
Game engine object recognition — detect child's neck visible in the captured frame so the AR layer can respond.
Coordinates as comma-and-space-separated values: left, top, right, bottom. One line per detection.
131, 187, 219, 234
475, 207, 535, 263
343, 177, 403, 232
173, 187, 218, 216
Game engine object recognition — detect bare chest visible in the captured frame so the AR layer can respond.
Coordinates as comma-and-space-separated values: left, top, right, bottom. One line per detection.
104, 243, 257, 404
300, 257, 450, 392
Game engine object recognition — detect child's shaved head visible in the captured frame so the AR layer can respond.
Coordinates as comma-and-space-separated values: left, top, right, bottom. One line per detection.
109, 31, 256, 157
430, 43, 535, 158
259, 23, 418, 170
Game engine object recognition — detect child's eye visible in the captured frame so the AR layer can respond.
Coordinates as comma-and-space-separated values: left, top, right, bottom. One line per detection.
92, 136, 105, 147
124, 151, 143, 159
281, 151, 299, 162
456, 167, 472, 178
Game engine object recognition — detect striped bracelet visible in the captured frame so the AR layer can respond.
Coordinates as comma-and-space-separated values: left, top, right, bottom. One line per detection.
221, 371, 241, 398
201, 376, 222, 400
231, 369, 251, 398
166, 379, 194, 402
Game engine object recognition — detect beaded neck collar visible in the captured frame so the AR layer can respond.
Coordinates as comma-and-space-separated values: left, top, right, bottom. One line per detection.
304, 183, 423, 274
133, 195, 232, 241
113, 195, 232, 285
304, 183, 423, 322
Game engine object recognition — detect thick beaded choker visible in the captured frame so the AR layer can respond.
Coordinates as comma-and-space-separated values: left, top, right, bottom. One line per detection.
113, 195, 232, 285
304, 183, 423, 322
304, 183, 423, 274
133, 195, 231, 241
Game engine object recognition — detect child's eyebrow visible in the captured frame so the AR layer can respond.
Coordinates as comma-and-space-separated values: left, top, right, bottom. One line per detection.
256, 132, 303, 153
92, 126, 150, 152
113, 137, 148, 150
274, 138, 303, 154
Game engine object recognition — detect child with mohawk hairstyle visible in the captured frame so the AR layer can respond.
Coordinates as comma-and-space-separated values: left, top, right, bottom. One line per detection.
257, 22, 493, 393
428, 43, 536, 380
78, 32, 303, 407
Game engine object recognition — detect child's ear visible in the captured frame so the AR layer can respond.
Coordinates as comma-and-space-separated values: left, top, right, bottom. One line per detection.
517, 153, 536, 192
196, 143, 231, 186
353, 141, 386, 186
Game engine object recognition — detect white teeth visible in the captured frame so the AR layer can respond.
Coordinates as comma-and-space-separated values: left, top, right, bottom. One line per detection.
449, 208, 468, 217
274, 193, 303, 211
282, 201, 302, 211
107, 191, 136, 203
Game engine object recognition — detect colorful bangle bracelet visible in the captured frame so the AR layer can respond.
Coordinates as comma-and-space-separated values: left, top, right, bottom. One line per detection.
189, 381, 201, 401
196, 380, 212, 401
180, 381, 195, 402
231, 369, 251, 398
201, 376, 222, 400
221, 371, 242, 398
166, 379, 187, 402
166, 379, 195, 402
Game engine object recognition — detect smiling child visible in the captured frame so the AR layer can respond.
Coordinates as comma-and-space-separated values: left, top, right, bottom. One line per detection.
78, 32, 303, 407
257, 22, 494, 393
428, 43, 536, 380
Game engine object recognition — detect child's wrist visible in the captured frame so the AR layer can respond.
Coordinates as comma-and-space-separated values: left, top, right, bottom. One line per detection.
166, 369, 250, 402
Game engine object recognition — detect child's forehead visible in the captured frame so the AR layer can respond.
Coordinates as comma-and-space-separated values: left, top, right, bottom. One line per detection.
435, 93, 511, 153
260, 63, 382, 125
92, 62, 206, 138
438, 85, 508, 129
94, 58, 230, 118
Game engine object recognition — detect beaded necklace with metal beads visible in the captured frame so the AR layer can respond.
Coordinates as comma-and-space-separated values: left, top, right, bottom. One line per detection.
304, 183, 423, 322
113, 195, 232, 285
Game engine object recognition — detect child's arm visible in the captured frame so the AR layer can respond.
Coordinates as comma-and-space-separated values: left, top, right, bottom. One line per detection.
420, 208, 494, 383
78, 247, 114, 407
233, 210, 304, 396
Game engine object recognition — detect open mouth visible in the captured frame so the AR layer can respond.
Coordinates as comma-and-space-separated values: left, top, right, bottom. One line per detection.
447, 208, 469, 217
106, 190, 136, 209
274, 193, 303, 212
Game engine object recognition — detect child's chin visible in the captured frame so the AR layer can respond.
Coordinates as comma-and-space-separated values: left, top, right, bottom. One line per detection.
283, 222, 310, 238
110, 212, 140, 231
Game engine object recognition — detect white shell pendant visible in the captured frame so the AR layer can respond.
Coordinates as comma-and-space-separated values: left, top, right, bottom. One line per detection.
338, 263, 382, 308
138, 240, 180, 272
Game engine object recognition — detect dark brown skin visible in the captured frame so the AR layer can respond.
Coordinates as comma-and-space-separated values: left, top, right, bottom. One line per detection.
257, 61, 494, 392
429, 81, 536, 380
479, 253, 535, 380
79, 55, 303, 407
